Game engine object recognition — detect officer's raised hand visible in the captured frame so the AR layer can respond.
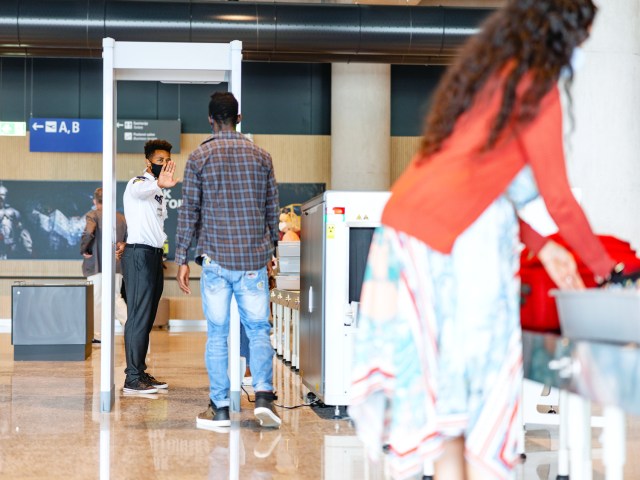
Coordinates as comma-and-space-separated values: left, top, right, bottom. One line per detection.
158, 160, 179, 189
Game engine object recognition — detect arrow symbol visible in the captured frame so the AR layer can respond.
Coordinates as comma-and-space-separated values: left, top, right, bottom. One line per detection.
32, 122, 43, 131
116, 122, 123, 128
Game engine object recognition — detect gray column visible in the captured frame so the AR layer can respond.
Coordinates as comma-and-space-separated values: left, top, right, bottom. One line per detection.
567, 1, 640, 249
331, 63, 391, 191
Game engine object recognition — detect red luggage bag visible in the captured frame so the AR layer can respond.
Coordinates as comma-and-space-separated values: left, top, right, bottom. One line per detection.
519, 235, 640, 332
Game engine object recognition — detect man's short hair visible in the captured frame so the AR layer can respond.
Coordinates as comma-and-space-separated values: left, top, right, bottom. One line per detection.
208, 92, 239, 126
93, 187, 102, 205
144, 139, 173, 159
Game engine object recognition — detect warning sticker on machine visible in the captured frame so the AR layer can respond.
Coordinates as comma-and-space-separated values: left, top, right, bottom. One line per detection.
327, 224, 335, 239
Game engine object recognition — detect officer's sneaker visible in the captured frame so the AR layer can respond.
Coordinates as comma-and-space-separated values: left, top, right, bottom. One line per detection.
142, 372, 168, 389
254, 391, 281, 428
196, 401, 231, 429
123, 378, 158, 394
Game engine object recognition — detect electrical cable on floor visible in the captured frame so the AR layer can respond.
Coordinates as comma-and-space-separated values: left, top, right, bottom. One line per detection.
241, 386, 321, 409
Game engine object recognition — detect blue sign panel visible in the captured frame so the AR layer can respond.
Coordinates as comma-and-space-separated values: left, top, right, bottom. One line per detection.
29, 118, 102, 153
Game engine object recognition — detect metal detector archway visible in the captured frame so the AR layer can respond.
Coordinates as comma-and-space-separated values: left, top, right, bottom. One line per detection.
100, 38, 242, 412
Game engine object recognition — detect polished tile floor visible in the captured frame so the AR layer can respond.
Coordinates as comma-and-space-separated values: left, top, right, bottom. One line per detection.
0, 331, 639, 479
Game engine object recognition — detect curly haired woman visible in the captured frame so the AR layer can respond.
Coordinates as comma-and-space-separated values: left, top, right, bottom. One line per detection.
349, 1, 618, 479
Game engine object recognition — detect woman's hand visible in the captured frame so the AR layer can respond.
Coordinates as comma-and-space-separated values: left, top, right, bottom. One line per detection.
537, 240, 585, 290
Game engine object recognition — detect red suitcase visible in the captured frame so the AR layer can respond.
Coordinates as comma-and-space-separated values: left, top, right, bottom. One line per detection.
520, 235, 640, 332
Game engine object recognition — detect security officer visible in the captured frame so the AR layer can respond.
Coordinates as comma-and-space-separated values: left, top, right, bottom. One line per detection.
121, 139, 177, 394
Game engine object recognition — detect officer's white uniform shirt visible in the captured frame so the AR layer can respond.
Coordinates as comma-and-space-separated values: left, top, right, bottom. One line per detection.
123, 171, 167, 248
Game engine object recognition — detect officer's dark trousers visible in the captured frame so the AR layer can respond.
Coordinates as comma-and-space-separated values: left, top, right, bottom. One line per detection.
122, 244, 164, 383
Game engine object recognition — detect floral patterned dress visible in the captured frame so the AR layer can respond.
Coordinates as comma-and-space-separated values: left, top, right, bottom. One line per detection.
349, 167, 540, 479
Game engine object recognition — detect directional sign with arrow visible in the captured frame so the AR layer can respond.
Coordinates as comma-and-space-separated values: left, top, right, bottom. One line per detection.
116, 119, 181, 153
29, 118, 102, 153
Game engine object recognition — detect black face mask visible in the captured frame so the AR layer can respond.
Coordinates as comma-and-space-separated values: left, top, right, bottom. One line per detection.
150, 163, 163, 178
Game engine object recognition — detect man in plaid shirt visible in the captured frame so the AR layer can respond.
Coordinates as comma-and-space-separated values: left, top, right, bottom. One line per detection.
175, 92, 281, 430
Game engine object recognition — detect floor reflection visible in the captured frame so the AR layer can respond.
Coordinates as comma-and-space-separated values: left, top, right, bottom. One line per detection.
100, 413, 110, 480
0, 331, 639, 479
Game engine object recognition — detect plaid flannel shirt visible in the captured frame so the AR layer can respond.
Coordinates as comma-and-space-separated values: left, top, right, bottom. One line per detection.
175, 131, 279, 271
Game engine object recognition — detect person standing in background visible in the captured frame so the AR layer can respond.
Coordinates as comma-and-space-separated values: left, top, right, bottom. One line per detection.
121, 139, 177, 395
80, 187, 128, 344
175, 92, 281, 429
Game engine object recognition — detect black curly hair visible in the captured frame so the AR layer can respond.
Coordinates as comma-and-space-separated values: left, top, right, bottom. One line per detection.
144, 139, 173, 159
209, 92, 239, 127
420, 0, 597, 162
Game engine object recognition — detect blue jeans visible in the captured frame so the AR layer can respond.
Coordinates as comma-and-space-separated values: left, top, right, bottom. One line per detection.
201, 260, 274, 407
240, 323, 250, 364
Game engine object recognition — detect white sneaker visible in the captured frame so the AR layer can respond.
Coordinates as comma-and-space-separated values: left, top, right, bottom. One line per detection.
254, 392, 281, 428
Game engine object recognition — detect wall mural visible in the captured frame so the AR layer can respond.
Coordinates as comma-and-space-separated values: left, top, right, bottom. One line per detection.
0, 180, 324, 261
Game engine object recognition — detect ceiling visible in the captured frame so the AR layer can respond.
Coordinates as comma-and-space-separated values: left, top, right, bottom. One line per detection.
0, 0, 505, 63
117, 0, 507, 6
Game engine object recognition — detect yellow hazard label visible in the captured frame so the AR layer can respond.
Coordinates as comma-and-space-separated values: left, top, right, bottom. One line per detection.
327, 224, 335, 239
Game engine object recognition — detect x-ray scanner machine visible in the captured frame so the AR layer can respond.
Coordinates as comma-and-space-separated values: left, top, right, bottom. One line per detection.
299, 191, 390, 408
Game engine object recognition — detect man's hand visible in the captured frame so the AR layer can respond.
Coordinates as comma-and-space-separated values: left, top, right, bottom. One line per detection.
157, 160, 179, 189
177, 264, 191, 294
538, 240, 585, 290
115, 242, 126, 261
82, 253, 92, 259
266, 256, 277, 277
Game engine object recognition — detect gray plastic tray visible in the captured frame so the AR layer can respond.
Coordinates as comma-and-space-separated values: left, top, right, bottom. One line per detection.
279, 256, 300, 273
277, 241, 300, 257
552, 289, 640, 344
275, 275, 300, 290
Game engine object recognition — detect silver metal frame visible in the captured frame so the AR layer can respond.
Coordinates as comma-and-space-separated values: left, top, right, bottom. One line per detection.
100, 38, 243, 412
